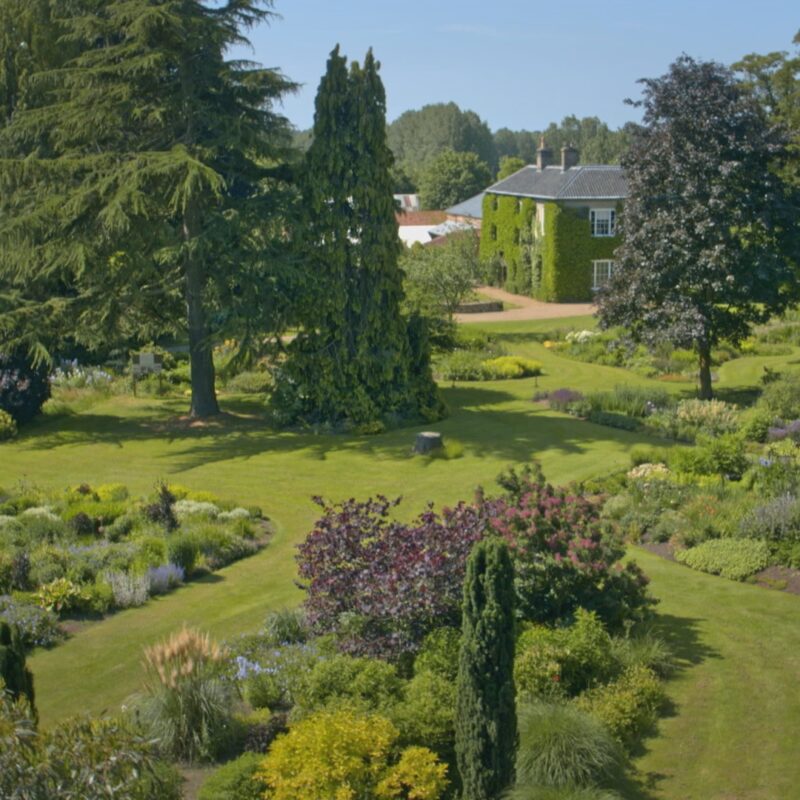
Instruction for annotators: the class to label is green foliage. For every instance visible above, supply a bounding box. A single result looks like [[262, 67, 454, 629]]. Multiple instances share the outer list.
[[515, 611, 617, 702], [388, 102, 497, 186], [574, 665, 666, 748], [199, 752, 267, 800], [0, 692, 182, 799], [675, 538, 771, 581], [414, 627, 461, 681], [0, 411, 16, 442], [515, 701, 621, 788], [0, 1, 295, 418], [609, 633, 676, 679], [0, 620, 35, 708], [167, 534, 200, 575], [671, 434, 749, 480], [391, 669, 456, 758], [35, 578, 87, 615], [586, 385, 671, 418], [497, 156, 526, 180], [277, 48, 443, 428], [479, 194, 536, 294], [403, 230, 482, 320], [758, 372, 800, 419], [418, 149, 492, 210], [456, 539, 517, 800], [296, 654, 404, 715], [224, 370, 273, 395]]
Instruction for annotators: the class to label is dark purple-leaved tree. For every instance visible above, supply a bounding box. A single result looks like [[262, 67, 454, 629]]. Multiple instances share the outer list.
[[598, 56, 800, 399]]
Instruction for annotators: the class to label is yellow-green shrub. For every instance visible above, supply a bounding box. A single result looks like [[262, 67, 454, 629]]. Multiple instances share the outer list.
[[482, 356, 543, 379], [376, 746, 449, 800], [257, 709, 447, 800], [257, 709, 396, 800]]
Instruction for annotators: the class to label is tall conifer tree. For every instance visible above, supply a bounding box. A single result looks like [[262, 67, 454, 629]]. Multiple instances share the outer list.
[[455, 538, 517, 800], [277, 46, 442, 427], [0, 1, 295, 417]]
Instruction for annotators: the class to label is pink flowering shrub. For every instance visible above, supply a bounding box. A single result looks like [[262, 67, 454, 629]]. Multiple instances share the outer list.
[[488, 466, 654, 630]]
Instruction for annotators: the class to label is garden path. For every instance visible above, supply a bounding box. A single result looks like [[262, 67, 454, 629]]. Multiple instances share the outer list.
[[456, 285, 595, 324]]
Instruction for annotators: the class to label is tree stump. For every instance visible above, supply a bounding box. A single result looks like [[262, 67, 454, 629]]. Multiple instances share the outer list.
[[414, 431, 444, 454]]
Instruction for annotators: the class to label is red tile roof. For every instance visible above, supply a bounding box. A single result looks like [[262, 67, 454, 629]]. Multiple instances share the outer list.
[[395, 210, 447, 226]]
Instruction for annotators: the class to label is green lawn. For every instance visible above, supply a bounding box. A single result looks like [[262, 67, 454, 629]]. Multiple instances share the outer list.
[[4, 316, 800, 799], [628, 549, 800, 800]]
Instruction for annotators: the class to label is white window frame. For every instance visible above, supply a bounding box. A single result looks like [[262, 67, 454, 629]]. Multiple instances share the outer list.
[[590, 208, 616, 237], [592, 260, 614, 290]]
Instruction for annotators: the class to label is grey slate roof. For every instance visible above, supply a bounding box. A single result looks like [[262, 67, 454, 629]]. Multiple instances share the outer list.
[[445, 191, 485, 219], [487, 165, 627, 201]]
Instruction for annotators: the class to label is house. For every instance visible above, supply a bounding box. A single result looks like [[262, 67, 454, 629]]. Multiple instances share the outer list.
[[394, 193, 421, 213], [445, 191, 485, 230], [479, 140, 627, 301], [396, 210, 448, 246]]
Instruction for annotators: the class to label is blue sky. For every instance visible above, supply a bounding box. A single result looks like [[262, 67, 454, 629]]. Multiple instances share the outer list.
[[241, 1, 798, 132]]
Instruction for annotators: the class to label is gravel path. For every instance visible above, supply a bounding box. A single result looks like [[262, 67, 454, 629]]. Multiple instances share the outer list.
[[456, 285, 596, 324]]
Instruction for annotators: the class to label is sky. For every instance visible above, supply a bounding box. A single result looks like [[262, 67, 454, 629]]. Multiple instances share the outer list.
[[240, 0, 798, 133]]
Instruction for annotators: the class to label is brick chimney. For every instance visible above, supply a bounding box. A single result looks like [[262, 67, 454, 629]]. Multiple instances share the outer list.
[[561, 144, 579, 171], [536, 136, 552, 170]]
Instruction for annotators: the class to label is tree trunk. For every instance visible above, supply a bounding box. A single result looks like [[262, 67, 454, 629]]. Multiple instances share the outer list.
[[698, 341, 713, 400], [184, 207, 219, 419]]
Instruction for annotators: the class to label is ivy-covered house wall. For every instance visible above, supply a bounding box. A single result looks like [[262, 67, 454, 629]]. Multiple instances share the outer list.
[[479, 194, 535, 295], [537, 202, 621, 302]]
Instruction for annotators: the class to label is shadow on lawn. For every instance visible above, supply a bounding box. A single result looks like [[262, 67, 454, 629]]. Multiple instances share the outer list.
[[16, 385, 663, 476], [612, 612, 720, 799]]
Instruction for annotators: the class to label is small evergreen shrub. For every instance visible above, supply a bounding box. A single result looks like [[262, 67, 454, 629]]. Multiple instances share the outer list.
[[675, 539, 770, 581], [224, 370, 273, 394]]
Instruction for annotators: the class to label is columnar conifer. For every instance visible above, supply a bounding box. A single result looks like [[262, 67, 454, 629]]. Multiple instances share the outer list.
[[455, 538, 517, 800], [278, 46, 442, 427]]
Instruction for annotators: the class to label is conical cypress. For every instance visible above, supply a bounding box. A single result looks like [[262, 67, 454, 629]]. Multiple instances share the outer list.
[[455, 538, 517, 800]]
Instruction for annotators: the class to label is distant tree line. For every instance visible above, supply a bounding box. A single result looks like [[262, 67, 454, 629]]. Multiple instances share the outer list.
[[294, 103, 632, 207]]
